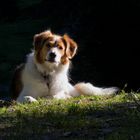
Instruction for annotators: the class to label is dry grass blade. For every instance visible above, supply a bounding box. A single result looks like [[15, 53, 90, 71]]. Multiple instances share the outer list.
[[128, 92, 140, 111]]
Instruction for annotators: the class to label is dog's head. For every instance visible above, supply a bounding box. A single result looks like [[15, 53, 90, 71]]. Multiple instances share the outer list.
[[33, 30, 78, 66]]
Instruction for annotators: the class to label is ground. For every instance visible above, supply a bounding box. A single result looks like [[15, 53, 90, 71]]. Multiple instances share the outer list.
[[0, 91, 140, 140]]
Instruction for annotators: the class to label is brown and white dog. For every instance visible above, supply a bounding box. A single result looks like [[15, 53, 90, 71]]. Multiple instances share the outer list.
[[11, 30, 118, 102]]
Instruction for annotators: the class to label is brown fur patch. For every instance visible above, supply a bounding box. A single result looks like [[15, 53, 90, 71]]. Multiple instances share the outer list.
[[33, 31, 53, 63], [61, 55, 69, 64], [33, 30, 52, 50], [11, 64, 25, 100], [35, 45, 48, 64], [63, 34, 78, 59], [61, 35, 78, 64]]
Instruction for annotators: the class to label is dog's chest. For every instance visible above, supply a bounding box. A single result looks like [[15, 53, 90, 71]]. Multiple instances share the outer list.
[[40, 74, 60, 95], [42, 73, 68, 95], [23, 64, 69, 97]]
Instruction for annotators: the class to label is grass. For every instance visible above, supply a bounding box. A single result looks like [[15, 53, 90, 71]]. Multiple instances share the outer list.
[[0, 91, 140, 140]]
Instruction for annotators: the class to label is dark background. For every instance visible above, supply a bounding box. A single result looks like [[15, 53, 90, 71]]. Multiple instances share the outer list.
[[0, 0, 140, 98]]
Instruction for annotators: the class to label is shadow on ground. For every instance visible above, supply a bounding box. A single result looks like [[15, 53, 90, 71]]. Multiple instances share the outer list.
[[0, 100, 140, 140]]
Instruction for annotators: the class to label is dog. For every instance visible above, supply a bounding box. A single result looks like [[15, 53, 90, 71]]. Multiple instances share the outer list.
[[11, 30, 118, 103]]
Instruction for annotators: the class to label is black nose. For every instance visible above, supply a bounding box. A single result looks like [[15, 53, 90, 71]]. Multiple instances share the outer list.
[[49, 52, 56, 60]]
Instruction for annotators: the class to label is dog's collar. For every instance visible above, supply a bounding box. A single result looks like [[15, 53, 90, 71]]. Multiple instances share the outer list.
[[33, 63, 51, 88], [42, 73, 50, 87]]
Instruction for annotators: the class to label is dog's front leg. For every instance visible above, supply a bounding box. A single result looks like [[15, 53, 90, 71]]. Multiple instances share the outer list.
[[17, 95, 37, 103], [24, 96, 38, 103]]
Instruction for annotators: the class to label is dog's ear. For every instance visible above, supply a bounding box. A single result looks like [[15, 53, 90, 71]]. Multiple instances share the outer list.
[[33, 30, 52, 50], [63, 34, 78, 59]]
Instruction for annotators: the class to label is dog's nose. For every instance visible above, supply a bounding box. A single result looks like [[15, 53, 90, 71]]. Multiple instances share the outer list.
[[49, 52, 56, 59]]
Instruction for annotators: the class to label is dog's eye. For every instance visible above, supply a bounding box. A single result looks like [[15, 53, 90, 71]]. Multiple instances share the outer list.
[[58, 46, 63, 50], [47, 44, 51, 48]]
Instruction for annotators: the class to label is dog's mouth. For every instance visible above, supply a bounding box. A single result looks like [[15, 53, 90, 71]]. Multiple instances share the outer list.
[[45, 59, 58, 64]]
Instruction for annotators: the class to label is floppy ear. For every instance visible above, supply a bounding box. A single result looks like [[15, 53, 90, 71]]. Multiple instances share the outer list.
[[33, 30, 52, 50], [63, 34, 78, 59]]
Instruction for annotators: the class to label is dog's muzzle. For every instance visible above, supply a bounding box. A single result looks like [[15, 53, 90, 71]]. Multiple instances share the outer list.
[[47, 52, 56, 62]]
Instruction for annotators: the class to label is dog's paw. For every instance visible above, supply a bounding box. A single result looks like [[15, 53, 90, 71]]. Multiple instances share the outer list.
[[24, 96, 37, 103]]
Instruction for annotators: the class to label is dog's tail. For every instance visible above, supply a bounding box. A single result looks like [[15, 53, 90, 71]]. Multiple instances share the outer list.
[[74, 82, 119, 96]]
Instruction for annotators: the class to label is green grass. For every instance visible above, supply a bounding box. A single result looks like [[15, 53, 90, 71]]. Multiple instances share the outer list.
[[0, 92, 140, 140]]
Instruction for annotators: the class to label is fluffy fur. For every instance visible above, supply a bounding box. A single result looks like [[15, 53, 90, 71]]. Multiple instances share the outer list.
[[11, 30, 118, 103]]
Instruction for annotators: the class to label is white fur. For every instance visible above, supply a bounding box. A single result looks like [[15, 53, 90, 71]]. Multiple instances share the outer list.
[[17, 52, 118, 103]]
